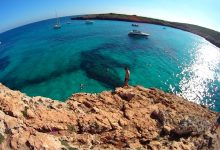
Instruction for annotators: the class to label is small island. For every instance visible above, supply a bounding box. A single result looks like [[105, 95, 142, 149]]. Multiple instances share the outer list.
[[71, 13, 220, 48]]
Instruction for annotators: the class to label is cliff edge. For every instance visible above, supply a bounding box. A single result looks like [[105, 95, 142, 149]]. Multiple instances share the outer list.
[[0, 83, 219, 150]]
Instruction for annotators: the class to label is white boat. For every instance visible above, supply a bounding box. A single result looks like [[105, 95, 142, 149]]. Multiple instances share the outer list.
[[128, 30, 150, 36], [54, 24, 61, 29], [85, 20, 94, 24], [53, 12, 61, 29], [132, 24, 139, 27]]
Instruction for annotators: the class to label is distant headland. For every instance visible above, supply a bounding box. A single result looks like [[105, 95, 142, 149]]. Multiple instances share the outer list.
[[71, 13, 220, 48]]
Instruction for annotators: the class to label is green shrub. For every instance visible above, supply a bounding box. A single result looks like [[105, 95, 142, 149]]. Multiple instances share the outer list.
[[60, 140, 78, 150], [61, 140, 69, 147], [67, 124, 76, 133], [21, 106, 29, 118], [69, 147, 78, 150], [0, 133, 5, 144]]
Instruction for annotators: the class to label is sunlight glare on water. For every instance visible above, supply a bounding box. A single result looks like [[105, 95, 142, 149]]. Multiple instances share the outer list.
[[179, 39, 220, 109]]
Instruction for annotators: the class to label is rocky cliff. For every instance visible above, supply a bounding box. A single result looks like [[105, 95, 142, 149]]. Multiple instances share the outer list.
[[0, 83, 219, 150]]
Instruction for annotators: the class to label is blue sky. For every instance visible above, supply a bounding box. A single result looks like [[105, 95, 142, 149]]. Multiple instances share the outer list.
[[1, 0, 220, 33]]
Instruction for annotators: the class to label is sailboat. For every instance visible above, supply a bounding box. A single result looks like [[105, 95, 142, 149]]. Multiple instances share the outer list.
[[54, 12, 61, 29]]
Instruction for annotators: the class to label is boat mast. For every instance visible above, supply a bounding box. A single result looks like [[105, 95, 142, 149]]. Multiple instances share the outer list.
[[55, 11, 59, 25]]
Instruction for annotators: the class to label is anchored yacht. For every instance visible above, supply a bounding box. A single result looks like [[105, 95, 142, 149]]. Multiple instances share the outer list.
[[132, 24, 139, 27], [128, 30, 149, 37], [85, 20, 94, 24]]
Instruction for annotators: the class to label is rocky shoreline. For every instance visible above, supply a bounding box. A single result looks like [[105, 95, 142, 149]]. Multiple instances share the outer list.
[[71, 13, 220, 48], [0, 83, 219, 149]]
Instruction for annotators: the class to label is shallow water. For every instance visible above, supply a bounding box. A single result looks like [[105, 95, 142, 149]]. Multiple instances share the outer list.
[[0, 18, 220, 111]]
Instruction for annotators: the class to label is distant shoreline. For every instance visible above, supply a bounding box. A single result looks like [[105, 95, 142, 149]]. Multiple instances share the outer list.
[[71, 13, 220, 48]]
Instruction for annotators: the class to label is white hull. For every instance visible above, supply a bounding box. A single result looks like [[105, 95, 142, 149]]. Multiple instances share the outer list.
[[85, 20, 94, 24], [54, 24, 61, 29], [128, 32, 149, 36]]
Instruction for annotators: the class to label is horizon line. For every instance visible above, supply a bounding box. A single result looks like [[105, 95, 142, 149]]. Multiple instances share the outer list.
[[1, 13, 220, 34]]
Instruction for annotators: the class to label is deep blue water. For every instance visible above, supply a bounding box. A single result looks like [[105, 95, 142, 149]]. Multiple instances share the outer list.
[[0, 18, 220, 111]]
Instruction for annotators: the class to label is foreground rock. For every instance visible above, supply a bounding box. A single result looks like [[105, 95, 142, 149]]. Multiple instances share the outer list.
[[0, 83, 219, 149]]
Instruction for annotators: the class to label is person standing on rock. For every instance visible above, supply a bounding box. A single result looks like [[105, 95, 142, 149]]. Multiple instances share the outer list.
[[123, 67, 130, 87], [211, 113, 220, 133], [80, 84, 84, 90]]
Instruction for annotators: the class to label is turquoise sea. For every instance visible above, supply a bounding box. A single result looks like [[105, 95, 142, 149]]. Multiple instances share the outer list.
[[0, 18, 220, 111]]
